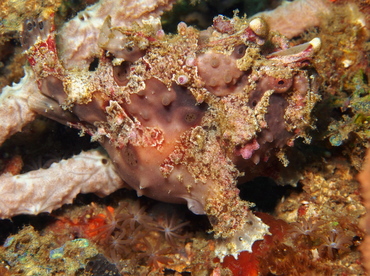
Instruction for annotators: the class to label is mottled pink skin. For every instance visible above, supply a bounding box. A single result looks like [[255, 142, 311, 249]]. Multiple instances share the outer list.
[[100, 77, 207, 212], [28, 20, 309, 188], [237, 139, 260, 160], [196, 45, 248, 96], [21, 10, 319, 257]]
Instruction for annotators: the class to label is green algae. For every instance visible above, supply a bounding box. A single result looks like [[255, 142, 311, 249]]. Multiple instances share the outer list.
[[0, 226, 99, 275], [327, 70, 370, 147]]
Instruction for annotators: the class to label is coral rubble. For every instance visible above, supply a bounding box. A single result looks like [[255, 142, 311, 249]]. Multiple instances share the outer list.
[[0, 226, 100, 275]]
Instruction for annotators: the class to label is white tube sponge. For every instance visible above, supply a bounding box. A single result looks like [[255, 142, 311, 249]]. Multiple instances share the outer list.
[[255, 0, 332, 39], [0, 149, 125, 218], [0, 67, 38, 145], [58, 0, 176, 69]]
